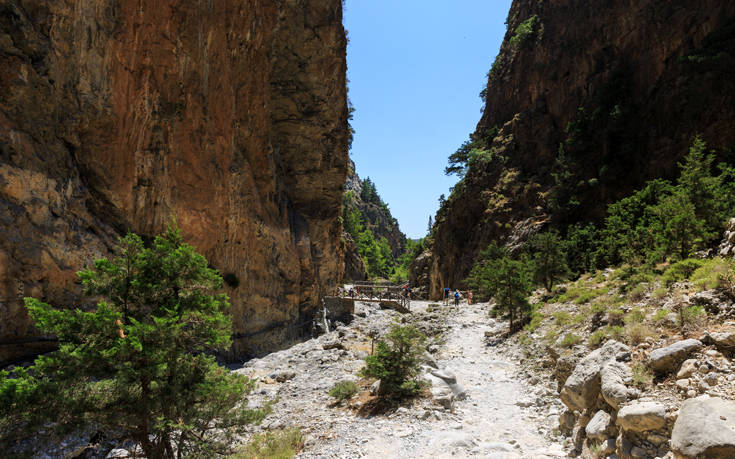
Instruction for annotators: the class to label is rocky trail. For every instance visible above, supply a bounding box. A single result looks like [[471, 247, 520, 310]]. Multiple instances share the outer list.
[[237, 300, 568, 458]]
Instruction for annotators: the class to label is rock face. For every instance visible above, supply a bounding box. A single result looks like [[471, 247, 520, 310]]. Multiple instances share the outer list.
[[671, 395, 735, 458], [0, 0, 349, 364], [426, 0, 735, 296], [617, 401, 667, 433]]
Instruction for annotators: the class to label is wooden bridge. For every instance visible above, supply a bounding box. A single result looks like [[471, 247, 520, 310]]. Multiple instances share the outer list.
[[332, 281, 411, 313]]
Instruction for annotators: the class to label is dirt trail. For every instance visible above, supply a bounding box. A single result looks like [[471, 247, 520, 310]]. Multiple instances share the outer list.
[[239, 300, 567, 458]]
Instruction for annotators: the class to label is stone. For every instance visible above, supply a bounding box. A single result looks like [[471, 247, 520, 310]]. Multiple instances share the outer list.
[[677, 359, 698, 379], [370, 380, 381, 395], [617, 401, 667, 432], [675, 379, 690, 390], [601, 361, 638, 409], [275, 371, 296, 382], [710, 330, 735, 353], [704, 372, 719, 386], [586, 410, 616, 442], [600, 438, 616, 455], [671, 395, 735, 458], [561, 340, 631, 411], [649, 339, 703, 375], [559, 409, 576, 435]]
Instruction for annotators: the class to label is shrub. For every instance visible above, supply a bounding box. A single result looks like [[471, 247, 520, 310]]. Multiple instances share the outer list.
[[553, 311, 572, 326], [624, 308, 646, 325], [652, 287, 668, 300], [236, 429, 304, 459], [691, 258, 731, 290], [662, 258, 705, 286], [626, 323, 655, 345], [360, 325, 427, 399], [329, 380, 359, 402], [588, 329, 608, 348], [627, 284, 648, 302], [608, 325, 625, 341], [560, 333, 582, 348], [607, 308, 625, 326], [651, 308, 671, 324], [675, 304, 707, 337], [631, 362, 653, 388], [510, 15, 540, 47], [525, 310, 544, 332]]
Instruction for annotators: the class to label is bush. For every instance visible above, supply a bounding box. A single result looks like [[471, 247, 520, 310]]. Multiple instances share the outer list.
[[626, 323, 655, 345], [588, 329, 608, 348], [624, 308, 646, 325], [510, 15, 540, 47], [525, 310, 544, 332], [675, 304, 706, 337], [553, 311, 572, 326], [1, 226, 265, 457], [360, 325, 427, 399], [631, 362, 653, 388], [651, 308, 671, 324], [236, 429, 304, 459], [329, 380, 359, 402], [691, 258, 731, 290], [662, 259, 705, 286], [560, 333, 582, 348]]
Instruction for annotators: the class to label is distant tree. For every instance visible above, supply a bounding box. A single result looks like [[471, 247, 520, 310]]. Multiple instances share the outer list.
[[654, 191, 710, 260], [676, 136, 721, 242], [0, 226, 267, 458], [549, 146, 580, 225], [427, 216, 433, 235], [565, 223, 598, 275], [360, 177, 381, 206], [529, 230, 569, 291], [467, 244, 532, 331]]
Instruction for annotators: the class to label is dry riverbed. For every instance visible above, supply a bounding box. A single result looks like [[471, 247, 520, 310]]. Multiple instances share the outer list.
[[237, 300, 568, 458]]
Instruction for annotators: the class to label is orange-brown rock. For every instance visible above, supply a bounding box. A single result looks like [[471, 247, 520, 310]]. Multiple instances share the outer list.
[[0, 0, 348, 364], [425, 0, 735, 298]]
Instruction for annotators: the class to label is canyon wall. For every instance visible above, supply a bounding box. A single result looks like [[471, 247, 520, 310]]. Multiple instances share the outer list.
[[0, 0, 348, 364], [424, 0, 735, 297]]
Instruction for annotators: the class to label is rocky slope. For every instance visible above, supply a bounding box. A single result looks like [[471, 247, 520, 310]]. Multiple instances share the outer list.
[[0, 0, 348, 364], [342, 159, 406, 281], [424, 0, 735, 297]]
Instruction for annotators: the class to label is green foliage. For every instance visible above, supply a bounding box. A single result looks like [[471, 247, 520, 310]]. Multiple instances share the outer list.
[[510, 15, 540, 47], [588, 329, 608, 348], [560, 333, 582, 348], [675, 304, 706, 337], [360, 325, 427, 399], [470, 252, 533, 330], [565, 223, 599, 275], [626, 323, 655, 345], [392, 238, 425, 283], [552, 311, 572, 326], [1, 226, 266, 458], [550, 146, 581, 224], [662, 259, 706, 286], [528, 230, 569, 291], [234, 429, 304, 459], [691, 257, 732, 290], [525, 309, 544, 332], [328, 380, 359, 402], [631, 362, 653, 388]]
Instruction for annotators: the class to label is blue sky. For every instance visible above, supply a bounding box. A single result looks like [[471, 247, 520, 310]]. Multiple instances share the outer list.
[[344, 0, 513, 239]]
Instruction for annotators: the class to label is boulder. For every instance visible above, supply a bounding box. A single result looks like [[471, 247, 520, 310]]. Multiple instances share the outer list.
[[617, 401, 667, 432], [561, 340, 631, 411], [671, 395, 735, 459], [676, 359, 698, 379], [430, 369, 467, 399], [649, 339, 702, 375], [586, 410, 615, 442], [559, 409, 576, 435], [710, 330, 735, 353], [600, 361, 638, 409]]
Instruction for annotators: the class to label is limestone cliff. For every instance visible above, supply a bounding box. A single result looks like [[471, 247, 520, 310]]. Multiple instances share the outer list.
[[425, 0, 735, 298], [0, 0, 348, 364]]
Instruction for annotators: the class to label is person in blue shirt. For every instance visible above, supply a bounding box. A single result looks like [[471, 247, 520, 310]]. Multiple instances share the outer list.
[[443, 287, 450, 305], [454, 289, 460, 306]]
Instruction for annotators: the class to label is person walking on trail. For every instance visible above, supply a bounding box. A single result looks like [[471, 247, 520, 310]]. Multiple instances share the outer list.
[[443, 287, 450, 305], [454, 289, 460, 307], [468, 290, 473, 305]]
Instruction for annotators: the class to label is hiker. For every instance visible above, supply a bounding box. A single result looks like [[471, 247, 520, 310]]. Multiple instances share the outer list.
[[454, 289, 460, 306], [468, 290, 473, 305], [443, 286, 450, 305]]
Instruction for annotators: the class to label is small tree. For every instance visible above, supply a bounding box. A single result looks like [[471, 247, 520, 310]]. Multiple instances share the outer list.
[[489, 257, 534, 331], [360, 325, 426, 399], [0, 225, 267, 458], [528, 230, 569, 291]]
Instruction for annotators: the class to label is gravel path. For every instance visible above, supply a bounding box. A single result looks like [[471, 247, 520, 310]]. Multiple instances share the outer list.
[[237, 300, 568, 458]]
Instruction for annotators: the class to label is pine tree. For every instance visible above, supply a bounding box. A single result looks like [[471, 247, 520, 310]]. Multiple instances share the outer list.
[[529, 231, 569, 291], [0, 225, 267, 458]]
